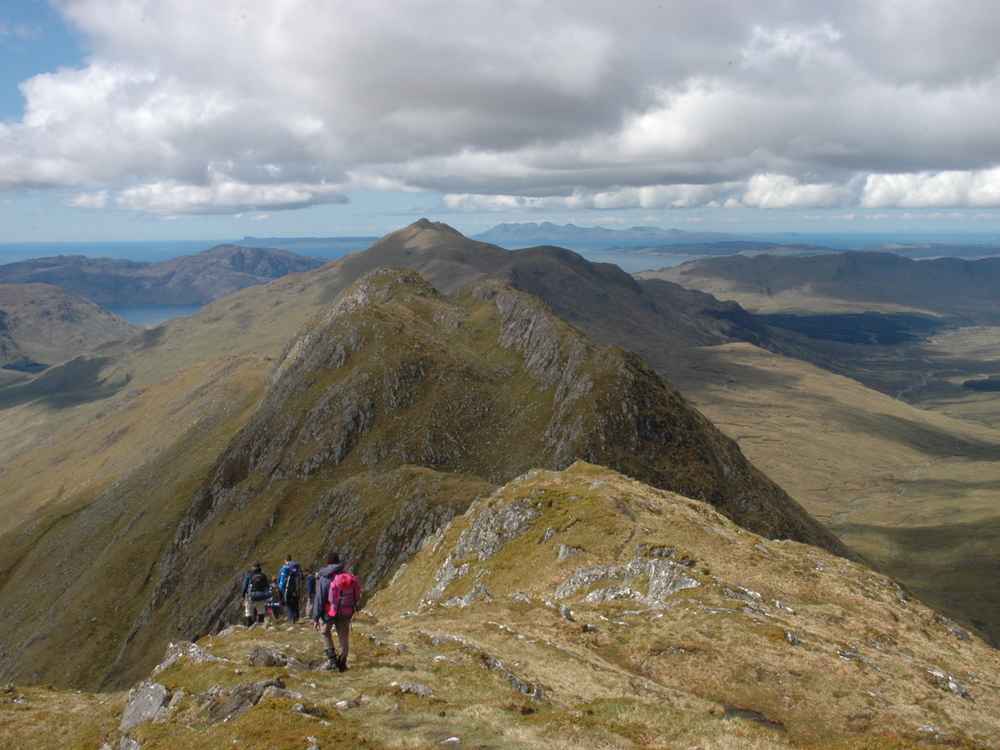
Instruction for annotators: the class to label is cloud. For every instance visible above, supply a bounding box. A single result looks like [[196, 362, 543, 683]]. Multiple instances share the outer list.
[[860, 169, 1000, 208], [741, 174, 854, 208], [3, 1, 1000, 213]]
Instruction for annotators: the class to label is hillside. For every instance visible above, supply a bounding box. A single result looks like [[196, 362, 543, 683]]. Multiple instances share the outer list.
[[1, 221, 998, 645], [643, 252, 1000, 322], [0, 267, 841, 692], [0, 283, 140, 371], [3, 464, 998, 749], [0, 244, 327, 305], [0, 220, 767, 462]]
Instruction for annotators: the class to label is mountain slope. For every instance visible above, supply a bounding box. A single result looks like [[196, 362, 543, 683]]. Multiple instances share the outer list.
[[645, 252, 1000, 322], [0, 283, 140, 370], [0, 267, 844, 692], [0, 244, 328, 305], [5, 464, 999, 749]]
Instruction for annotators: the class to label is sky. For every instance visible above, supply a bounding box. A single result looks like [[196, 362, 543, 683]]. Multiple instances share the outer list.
[[4, 0, 1000, 244]]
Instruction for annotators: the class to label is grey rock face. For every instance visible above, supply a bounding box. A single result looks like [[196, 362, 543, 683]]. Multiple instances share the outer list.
[[207, 677, 285, 725], [557, 544, 582, 562], [455, 498, 542, 562], [556, 558, 700, 603], [119, 680, 171, 732], [647, 560, 700, 600], [584, 585, 642, 603]]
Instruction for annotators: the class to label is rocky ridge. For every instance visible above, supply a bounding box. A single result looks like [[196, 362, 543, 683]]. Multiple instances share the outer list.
[[1, 463, 996, 749], [0, 266, 842, 693]]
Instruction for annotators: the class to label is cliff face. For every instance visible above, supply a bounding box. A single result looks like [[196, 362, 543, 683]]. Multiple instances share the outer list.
[[0, 267, 842, 691]]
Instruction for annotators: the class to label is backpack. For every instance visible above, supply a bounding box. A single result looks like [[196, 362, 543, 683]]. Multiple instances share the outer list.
[[286, 562, 301, 589], [248, 570, 271, 601], [326, 572, 360, 619]]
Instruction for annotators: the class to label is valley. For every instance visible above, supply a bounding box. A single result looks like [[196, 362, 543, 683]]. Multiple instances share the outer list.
[[645, 254, 1000, 640]]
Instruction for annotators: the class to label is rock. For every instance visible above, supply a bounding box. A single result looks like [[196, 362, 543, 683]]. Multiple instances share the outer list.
[[444, 583, 491, 608], [554, 565, 621, 600], [927, 668, 974, 701], [119, 681, 171, 732], [646, 561, 700, 600], [558, 605, 575, 621], [454, 498, 542, 562], [390, 681, 436, 698], [151, 641, 229, 676], [207, 677, 285, 725], [248, 645, 289, 667], [556, 544, 582, 562], [786, 632, 806, 646], [335, 700, 351, 710], [584, 585, 641, 603], [510, 591, 533, 603], [260, 685, 305, 702], [120, 738, 141, 750], [427, 553, 471, 600]]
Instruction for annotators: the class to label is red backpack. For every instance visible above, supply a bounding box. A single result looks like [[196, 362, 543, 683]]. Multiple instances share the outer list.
[[326, 572, 361, 619]]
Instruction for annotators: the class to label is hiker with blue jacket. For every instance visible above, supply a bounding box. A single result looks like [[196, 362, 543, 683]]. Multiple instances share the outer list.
[[312, 552, 361, 672], [240, 562, 270, 627], [277, 554, 303, 623]]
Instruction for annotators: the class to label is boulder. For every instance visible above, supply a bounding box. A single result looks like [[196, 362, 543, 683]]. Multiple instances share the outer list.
[[119, 681, 171, 732]]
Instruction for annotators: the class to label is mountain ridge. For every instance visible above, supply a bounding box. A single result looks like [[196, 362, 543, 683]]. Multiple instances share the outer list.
[[0, 244, 328, 305]]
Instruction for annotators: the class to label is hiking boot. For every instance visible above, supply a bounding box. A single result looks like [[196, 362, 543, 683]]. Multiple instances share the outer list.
[[336, 655, 347, 672], [322, 648, 338, 671]]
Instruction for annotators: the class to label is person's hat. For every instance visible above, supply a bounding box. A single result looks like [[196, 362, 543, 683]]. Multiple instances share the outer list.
[[252, 562, 261, 571]]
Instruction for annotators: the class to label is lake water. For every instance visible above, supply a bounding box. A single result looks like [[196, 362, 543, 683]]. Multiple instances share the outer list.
[[106, 304, 202, 326]]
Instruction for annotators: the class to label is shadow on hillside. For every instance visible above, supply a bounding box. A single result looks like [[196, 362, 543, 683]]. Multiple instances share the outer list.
[[0, 356, 125, 409], [851, 515, 1000, 642], [831, 407, 1000, 457]]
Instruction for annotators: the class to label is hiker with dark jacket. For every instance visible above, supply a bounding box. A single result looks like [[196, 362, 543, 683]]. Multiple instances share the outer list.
[[278, 554, 303, 623], [240, 562, 270, 627], [312, 552, 362, 671], [304, 568, 316, 605]]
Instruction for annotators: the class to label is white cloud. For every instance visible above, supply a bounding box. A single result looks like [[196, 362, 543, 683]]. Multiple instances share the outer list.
[[742, 174, 854, 208], [860, 169, 1000, 208], [3, 1, 1000, 213]]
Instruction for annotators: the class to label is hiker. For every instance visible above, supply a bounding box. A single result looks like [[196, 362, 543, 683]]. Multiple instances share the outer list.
[[278, 554, 303, 623], [267, 576, 283, 619], [305, 568, 316, 606], [312, 552, 362, 672], [239, 562, 271, 627]]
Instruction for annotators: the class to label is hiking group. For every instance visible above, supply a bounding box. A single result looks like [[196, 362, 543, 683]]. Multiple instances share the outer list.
[[239, 551, 362, 672]]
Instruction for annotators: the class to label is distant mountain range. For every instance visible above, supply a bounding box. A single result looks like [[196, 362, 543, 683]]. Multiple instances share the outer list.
[[472, 222, 740, 249], [0, 244, 328, 305], [647, 251, 1000, 324], [473, 221, 1000, 260]]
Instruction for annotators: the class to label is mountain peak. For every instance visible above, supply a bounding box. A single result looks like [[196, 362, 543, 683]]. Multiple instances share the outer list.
[[409, 218, 463, 236]]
